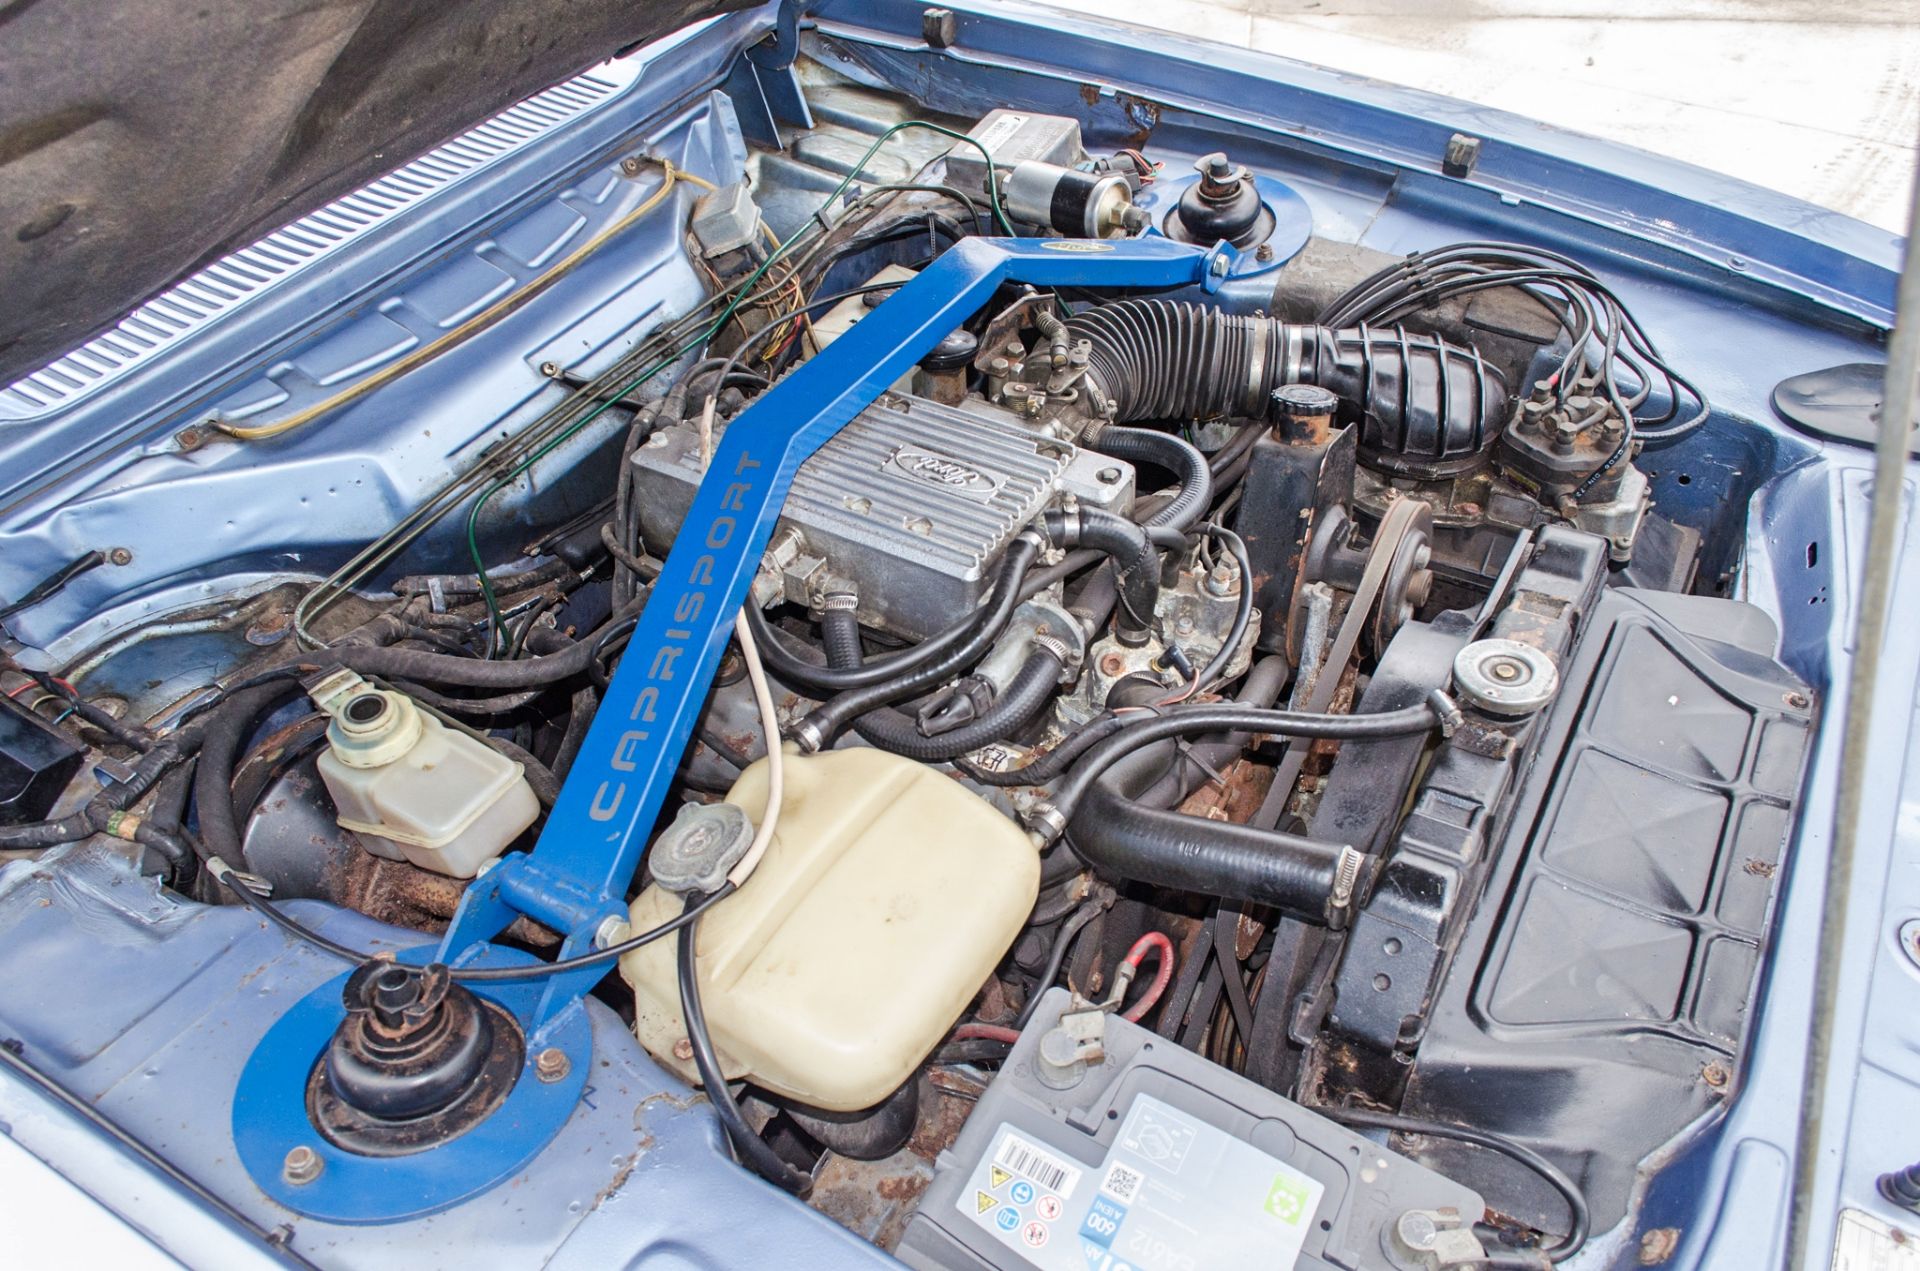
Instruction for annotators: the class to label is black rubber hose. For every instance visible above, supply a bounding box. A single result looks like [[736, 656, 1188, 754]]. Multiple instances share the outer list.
[[0, 809, 91, 849], [1069, 745, 1347, 922], [1041, 507, 1159, 645], [952, 709, 1137, 788], [483, 737, 559, 807], [819, 606, 865, 668], [780, 1080, 919, 1162], [1089, 426, 1212, 530], [192, 681, 303, 870], [748, 535, 1043, 695], [795, 535, 1044, 748], [312, 598, 644, 689], [550, 686, 598, 783], [1047, 700, 1441, 820], [1067, 299, 1507, 475], [820, 607, 1065, 762], [848, 648, 1064, 763], [676, 899, 812, 1194], [0, 721, 206, 850]]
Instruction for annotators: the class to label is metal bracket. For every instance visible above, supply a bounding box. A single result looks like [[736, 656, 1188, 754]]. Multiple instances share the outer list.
[[235, 237, 1209, 1223], [728, 0, 814, 148], [746, 0, 807, 70], [435, 237, 1211, 1030]]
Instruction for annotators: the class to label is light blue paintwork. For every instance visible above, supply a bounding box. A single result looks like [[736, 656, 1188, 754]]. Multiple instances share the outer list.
[[0, 0, 1911, 1265]]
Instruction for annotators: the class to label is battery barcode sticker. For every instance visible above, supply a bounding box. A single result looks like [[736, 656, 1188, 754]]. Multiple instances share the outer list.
[[994, 1131, 1081, 1197], [1100, 1161, 1144, 1205]]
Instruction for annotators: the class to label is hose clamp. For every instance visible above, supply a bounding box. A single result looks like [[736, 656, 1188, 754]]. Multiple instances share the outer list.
[[789, 718, 825, 755], [1327, 845, 1364, 928], [1244, 317, 1270, 417], [1282, 324, 1305, 388], [1030, 633, 1078, 683], [820, 590, 859, 613], [1047, 505, 1081, 548], [1025, 801, 1068, 844]]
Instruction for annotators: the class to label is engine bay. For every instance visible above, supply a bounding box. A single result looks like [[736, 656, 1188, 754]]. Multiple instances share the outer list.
[[0, 33, 1837, 1270]]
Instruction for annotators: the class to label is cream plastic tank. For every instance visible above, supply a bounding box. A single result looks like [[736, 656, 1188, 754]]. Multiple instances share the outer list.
[[308, 669, 540, 879], [620, 748, 1039, 1112]]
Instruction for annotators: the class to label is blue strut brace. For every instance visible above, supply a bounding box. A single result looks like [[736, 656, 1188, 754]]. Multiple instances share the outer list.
[[436, 235, 1216, 1028]]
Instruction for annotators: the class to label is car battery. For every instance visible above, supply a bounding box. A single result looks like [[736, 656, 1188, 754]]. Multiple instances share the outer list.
[[897, 989, 1488, 1270]]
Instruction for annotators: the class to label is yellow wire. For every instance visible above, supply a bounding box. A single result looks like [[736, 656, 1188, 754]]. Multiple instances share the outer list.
[[217, 162, 694, 442]]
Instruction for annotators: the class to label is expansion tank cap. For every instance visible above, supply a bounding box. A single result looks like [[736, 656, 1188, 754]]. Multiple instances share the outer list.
[[649, 800, 755, 897]]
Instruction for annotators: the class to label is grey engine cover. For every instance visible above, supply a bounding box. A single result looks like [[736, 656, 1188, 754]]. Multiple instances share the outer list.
[[630, 394, 1134, 640]]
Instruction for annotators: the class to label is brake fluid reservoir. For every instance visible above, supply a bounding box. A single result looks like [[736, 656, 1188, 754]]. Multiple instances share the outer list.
[[307, 670, 539, 878], [621, 748, 1040, 1112]]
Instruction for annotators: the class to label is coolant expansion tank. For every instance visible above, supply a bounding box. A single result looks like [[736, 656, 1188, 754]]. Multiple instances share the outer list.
[[621, 748, 1039, 1112]]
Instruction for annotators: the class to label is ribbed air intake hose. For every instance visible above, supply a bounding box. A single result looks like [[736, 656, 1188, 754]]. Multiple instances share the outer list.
[[1067, 299, 1508, 476]]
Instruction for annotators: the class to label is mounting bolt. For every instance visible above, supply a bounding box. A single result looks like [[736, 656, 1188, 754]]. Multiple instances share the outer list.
[[1638, 1227, 1681, 1265], [672, 1037, 695, 1061], [282, 1145, 323, 1185], [1898, 919, 1920, 971], [1785, 690, 1810, 710], [921, 6, 957, 48], [620, 156, 643, 177], [1254, 243, 1274, 263], [535, 1047, 571, 1083], [107, 547, 133, 567], [1442, 132, 1482, 179], [174, 426, 206, 451], [539, 361, 561, 378], [596, 915, 632, 949], [1701, 1060, 1730, 1090]]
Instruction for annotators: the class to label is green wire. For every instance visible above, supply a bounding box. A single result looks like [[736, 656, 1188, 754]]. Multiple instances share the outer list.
[[465, 121, 1009, 652]]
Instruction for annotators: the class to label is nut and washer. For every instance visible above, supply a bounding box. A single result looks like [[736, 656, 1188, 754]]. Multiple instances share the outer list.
[[1898, 919, 1920, 972], [1452, 639, 1559, 717], [535, 1047, 572, 1083], [282, 1145, 324, 1185]]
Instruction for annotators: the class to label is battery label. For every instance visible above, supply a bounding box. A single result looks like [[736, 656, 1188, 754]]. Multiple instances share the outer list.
[[955, 1099, 1325, 1269]]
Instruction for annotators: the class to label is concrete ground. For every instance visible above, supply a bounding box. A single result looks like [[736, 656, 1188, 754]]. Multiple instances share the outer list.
[[1044, 0, 1920, 234]]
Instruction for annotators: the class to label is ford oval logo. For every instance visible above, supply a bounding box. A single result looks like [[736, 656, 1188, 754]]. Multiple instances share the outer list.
[[885, 446, 1004, 501]]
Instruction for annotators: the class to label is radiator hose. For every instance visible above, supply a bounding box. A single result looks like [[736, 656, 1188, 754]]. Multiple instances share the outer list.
[[1068, 298, 1508, 476]]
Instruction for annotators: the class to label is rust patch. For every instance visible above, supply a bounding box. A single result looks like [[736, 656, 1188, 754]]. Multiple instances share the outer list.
[[1114, 92, 1162, 148], [909, 1081, 978, 1162], [1742, 858, 1776, 878], [1177, 755, 1275, 827], [589, 1150, 638, 1213], [1079, 82, 1100, 107], [876, 1173, 928, 1202], [331, 853, 559, 948], [1638, 1226, 1682, 1265]]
